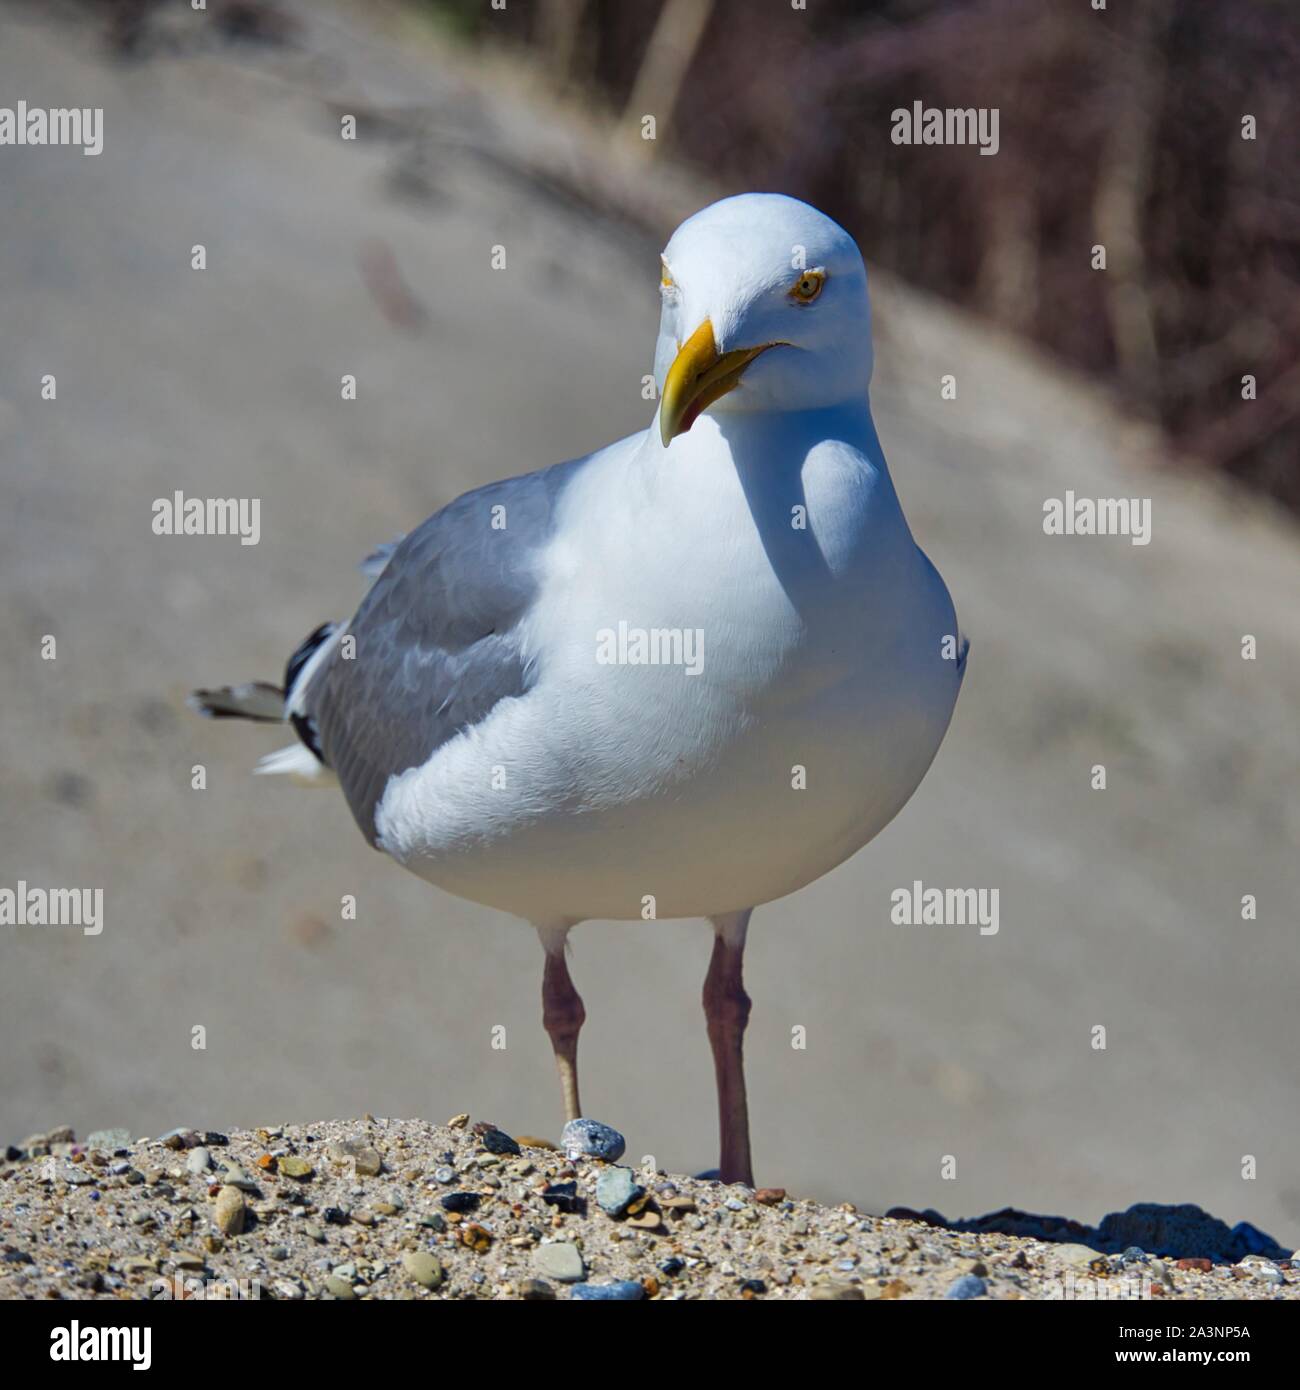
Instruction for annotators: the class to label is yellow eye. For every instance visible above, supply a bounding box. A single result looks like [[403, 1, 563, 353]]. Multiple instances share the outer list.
[[660, 260, 675, 290], [789, 269, 826, 303]]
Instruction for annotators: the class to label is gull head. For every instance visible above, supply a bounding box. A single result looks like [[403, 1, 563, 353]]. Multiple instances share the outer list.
[[655, 193, 873, 446]]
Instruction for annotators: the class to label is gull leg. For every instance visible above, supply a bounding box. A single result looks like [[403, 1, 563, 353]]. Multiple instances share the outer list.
[[703, 908, 754, 1186], [537, 924, 585, 1123]]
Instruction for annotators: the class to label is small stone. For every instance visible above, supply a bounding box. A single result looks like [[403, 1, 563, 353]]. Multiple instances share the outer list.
[[460, 1223, 492, 1252], [440, 1191, 481, 1214], [473, 1123, 522, 1156], [515, 1136, 558, 1151], [447, 1113, 470, 1130], [324, 1275, 357, 1300], [278, 1156, 314, 1180], [753, 1187, 786, 1206], [402, 1250, 445, 1290], [560, 1118, 625, 1163], [186, 1148, 212, 1175], [809, 1281, 864, 1301], [212, 1185, 247, 1235], [570, 1280, 645, 1300], [945, 1274, 987, 1299], [595, 1166, 643, 1218], [173, 1252, 206, 1271], [625, 1209, 662, 1231], [86, 1128, 132, 1151], [519, 1278, 555, 1300], [541, 1181, 582, 1214], [327, 1140, 383, 1177], [215, 1165, 259, 1193], [533, 1241, 586, 1283], [1176, 1257, 1213, 1273]]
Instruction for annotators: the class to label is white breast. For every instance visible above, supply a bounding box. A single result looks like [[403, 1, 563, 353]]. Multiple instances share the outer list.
[[375, 409, 962, 923]]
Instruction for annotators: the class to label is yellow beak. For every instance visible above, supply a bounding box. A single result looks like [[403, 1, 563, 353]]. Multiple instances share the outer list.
[[658, 318, 780, 447]]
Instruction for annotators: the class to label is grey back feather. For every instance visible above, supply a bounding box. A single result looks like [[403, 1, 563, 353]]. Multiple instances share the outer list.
[[305, 460, 578, 845]]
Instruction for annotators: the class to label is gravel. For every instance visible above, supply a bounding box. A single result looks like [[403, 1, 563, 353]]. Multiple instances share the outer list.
[[1, 1117, 1294, 1301]]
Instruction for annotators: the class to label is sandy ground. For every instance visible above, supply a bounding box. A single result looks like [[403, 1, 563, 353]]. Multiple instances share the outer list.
[[2, 0, 1299, 1264], [4, 1117, 1295, 1301]]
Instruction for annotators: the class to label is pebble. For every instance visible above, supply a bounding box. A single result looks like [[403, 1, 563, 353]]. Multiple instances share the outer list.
[[945, 1274, 987, 1299], [212, 1185, 247, 1235], [278, 1157, 314, 1180], [186, 1148, 212, 1175], [570, 1280, 645, 1300], [86, 1128, 132, 1151], [327, 1140, 383, 1177], [541, 1181, 582, 1214], [560, 1118, 625, 1163], [440, 1192, 481, 1214], [216, 1165, 259, 1193], [519, 1278, 555, 1300], [809, 1281, 864, 1300], [533, 1241, 586, 1283], [402, 1250, 444, 1290], [474, 1123, 521, 1157], [324, 1275, 357, 1300], [595, 1166, 643, 1218]]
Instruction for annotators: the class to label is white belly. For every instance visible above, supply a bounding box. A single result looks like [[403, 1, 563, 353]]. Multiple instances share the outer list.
[[374, 414, 963, 923]]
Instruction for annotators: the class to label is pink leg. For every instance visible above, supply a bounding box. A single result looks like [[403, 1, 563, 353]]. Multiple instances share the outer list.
[[703, 909, 754, 1186], [538, 926, 585, 1122]]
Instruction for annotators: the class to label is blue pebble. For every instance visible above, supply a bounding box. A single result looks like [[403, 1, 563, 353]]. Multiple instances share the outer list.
[[560, 1118, 626, 1163], [945, 1274, 987, 1300], [570, 1280, 645, 1301]]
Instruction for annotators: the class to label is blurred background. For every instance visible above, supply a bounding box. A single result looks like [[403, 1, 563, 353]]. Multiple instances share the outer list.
[[2, 0, 1298, 1240]]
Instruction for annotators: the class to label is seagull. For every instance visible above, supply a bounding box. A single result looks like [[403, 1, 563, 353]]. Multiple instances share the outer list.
[[192, 193, 967, 1186]]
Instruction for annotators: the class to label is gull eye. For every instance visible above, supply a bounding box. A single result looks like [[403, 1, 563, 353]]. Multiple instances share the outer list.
[[789, 269, 826, 303], [660, 259, 675, 291]]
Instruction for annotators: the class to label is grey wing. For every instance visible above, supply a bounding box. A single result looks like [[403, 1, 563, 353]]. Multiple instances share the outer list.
[[304, 459, 577, 845]]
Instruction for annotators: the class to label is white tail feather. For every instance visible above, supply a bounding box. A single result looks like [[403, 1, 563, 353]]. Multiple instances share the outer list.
[[255, 744, 337, 786]]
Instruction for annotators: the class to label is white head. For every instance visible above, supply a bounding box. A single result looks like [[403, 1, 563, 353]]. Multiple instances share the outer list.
[[654, 193, 873, 444]]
